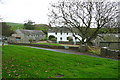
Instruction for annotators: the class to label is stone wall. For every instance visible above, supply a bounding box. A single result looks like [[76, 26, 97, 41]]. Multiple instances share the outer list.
[[100, 42, 120, 49], [8, 42, 78, 50], [101, 47, 120, 59]]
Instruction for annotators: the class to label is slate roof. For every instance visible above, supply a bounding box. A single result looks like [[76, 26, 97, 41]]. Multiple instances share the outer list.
[[18, 30, 45, 35], [48, 27, 79, 33]]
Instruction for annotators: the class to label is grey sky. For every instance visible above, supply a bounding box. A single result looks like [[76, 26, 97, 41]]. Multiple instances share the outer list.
[[0, 0, 117, 24], [0, 0, 58, 24]]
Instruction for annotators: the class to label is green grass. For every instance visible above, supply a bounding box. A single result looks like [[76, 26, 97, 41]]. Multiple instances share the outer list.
[[6, 22, 49, 32], [6, 22, 24, 31], [2, 45, 119, 78], [0, 46, 2, 79], [88, 46, 101, 55], [33, 43, 62, 46]]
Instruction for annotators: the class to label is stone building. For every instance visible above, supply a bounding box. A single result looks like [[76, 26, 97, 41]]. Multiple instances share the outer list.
[[8, 30, 46, 43], [92, 33, 120, 47]]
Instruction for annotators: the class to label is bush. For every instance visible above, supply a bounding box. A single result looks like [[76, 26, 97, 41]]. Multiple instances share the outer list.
[[29, 39, 33, 43], [51, 38, 57, 41], [59, 41, 69, 44]]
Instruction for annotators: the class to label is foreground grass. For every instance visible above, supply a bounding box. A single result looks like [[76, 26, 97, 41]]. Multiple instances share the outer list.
[[0, 46, 2, 79], [33, 43, 62, 46], [2, 45, 119, 78]]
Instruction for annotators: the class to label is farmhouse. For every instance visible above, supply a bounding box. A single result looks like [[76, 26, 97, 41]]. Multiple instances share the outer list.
[[8, 30, 46, 43], [48, 27, 82, 44], [48, 27, 120, 46]]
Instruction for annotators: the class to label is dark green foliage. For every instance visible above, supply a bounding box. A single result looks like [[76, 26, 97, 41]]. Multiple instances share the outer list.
[[24, 20, 35, 30], [2, 22, 14, 37], [49, 35, 57, 41], [29, 38, 33, 43], [34, 24, 50, 34]]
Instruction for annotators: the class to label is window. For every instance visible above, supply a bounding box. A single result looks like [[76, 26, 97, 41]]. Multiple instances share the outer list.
[[55, 32, 57, 35], [60, 37, 62, 40], [67, 37, 69, 40], [61, 30, 62, 35], [67, 33, 68, 35], [16, 37, 21, 40]]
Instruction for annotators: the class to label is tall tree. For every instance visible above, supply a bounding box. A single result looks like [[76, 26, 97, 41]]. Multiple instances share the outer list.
[[2, 22, 14, 45], [48, 0, 119, 45], [24, 20, 35, 30]]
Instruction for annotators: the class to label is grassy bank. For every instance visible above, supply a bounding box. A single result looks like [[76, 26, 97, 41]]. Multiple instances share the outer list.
[[2, 45, 119, 78], [33, 43, 62, 46]]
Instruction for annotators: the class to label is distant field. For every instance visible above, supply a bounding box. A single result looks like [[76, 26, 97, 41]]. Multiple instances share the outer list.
[[6, 22, 24, 31], [6, 22, 49, 32]]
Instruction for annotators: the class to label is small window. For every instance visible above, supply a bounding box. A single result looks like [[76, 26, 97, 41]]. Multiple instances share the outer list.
[[67, 33, 68, 35], [60, 37, 62, 40], [61, 30, 62, 35], [55, 32, 57, 35], [16, 37, 21, 40], [67, 37, 69, 40]]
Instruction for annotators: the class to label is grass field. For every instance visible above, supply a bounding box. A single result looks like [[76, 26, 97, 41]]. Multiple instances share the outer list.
[[6, 22, 24, 31], [33, 43, 62, 46], [6, 22, 49, 32], [0, 46, 2, 79], [2, 45, 119, 78]]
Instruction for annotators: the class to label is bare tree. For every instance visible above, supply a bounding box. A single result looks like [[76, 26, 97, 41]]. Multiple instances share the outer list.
[[48, 0, 119, 45]]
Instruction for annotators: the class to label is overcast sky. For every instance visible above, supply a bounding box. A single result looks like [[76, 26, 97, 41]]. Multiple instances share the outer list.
[[0, 0, 118, 24], [0, 0, 58, 24]]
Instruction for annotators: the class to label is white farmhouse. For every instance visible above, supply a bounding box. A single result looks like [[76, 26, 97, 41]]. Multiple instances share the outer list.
[[48, 27, 82, 44]]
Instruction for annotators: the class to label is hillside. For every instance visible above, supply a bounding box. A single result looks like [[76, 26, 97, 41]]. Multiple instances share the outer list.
[[6, 22, 49, 33], [6, 22, 24, 31]]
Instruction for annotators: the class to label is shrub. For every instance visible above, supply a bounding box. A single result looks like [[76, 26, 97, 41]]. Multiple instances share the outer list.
[[29, 38, 33, 43], [51, 38, 57, 41]]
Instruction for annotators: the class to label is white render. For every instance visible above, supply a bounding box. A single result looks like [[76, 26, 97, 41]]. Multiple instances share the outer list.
[[48, 32, 82, 44]]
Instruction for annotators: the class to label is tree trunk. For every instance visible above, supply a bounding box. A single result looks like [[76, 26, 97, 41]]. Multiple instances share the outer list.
[[79, 42, 88, 52], [2, 39, 4, 46]]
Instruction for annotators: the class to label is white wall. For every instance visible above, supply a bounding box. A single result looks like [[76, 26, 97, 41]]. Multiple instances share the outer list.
[[48, 32, 82, 44]]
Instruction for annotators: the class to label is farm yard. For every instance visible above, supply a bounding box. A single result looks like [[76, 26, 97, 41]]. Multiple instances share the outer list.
[[2, 45, 119, 78]]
